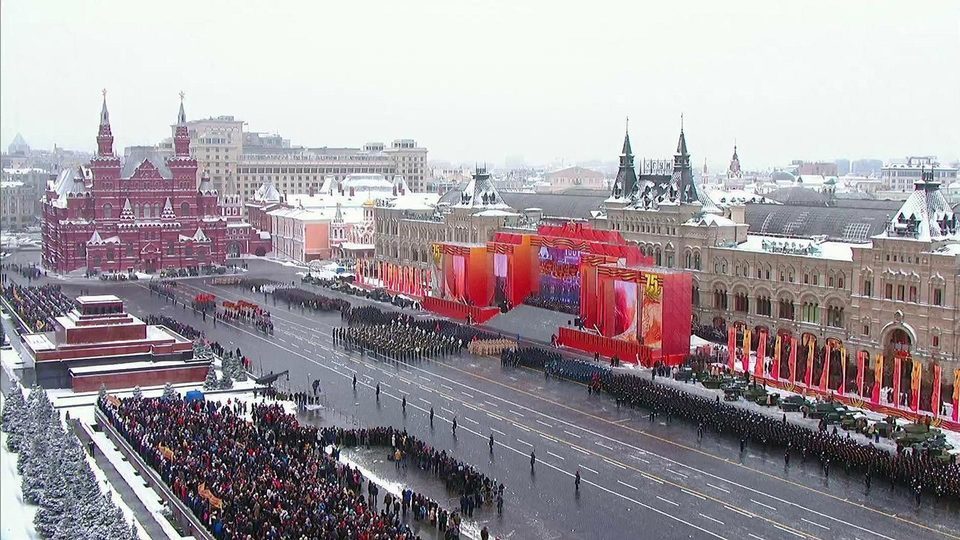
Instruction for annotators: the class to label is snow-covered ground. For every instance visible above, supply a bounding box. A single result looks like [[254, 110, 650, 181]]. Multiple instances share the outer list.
[[0, 427, 39, 540], [86, 427, 181, 539]]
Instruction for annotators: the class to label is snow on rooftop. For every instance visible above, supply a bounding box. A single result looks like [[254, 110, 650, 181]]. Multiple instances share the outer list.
[[473, 209, 519, 217], [77, 294, 121, 303], [69, 359, 191, 375], [729, 234, 863, 261]]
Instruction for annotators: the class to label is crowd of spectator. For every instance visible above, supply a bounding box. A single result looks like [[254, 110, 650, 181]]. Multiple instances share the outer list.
[[100, 395, 497, 539], [0, 283, 74, 332], [145, 314, 203, 341], [522, 293, 579, 316]]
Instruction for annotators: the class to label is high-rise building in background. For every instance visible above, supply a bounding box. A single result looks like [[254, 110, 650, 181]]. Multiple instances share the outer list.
[[160, 122, 430, 198], [880, 156, 957, 193], [159, 115, 244, 195]]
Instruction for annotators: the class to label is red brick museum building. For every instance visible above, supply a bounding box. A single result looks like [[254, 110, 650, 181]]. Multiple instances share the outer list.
[[41, 95, 270, 273]]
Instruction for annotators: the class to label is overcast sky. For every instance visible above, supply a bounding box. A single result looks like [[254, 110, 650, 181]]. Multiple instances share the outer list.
[[2, 0, 958, 169]]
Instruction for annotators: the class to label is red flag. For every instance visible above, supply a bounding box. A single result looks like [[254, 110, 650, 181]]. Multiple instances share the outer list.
[[742, 328, 751, 374], [820, 343, 831, 392], [727, 326, 736, 372], [754, 332, 766, 378], [856, 350, 866, 397], [952, 368, 960, 422], [788, 337, 797, 384], [872, 354, 883, 404], [772, 335, 782, 381], [892, 356, 902, 408], [930, 364, 942, 418], [910, 359, 922, 412], [838, 347, 847, 394]]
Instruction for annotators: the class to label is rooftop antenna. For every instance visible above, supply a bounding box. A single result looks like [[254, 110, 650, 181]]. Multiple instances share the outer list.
[[680, 113, 684, 132]]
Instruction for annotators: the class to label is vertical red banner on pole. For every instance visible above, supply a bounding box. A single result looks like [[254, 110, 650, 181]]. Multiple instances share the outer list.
[[727, 326, 736, 372], [872, 354, 884, 404], [838, 347, 847, 394], [930, 364, 942, 417], [892, 357, 902, 408], [820, 343, 831, 392], [952, 369, 960, 422], [804, 339, 814, 389], [742, 328, 751, 374], [788, 337, 797, 385], [754, 332, 766, 378], [772, 335, 782, 381], [856, 350, 865, 397], [910, 359, 922, 412]]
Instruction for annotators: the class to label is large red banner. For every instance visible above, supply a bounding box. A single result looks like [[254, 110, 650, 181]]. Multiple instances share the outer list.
[[910, 359, 922, 412], [788, 337, 797, 384], [804, 339, 814, 389], [754, 332, 766, 378], [892, 357, 902, 408], [820, 344, 831, 392], [613, 280, 638, 341], [856, 350, 866, 397], [772, 335, 781, 380], [639, 273, 663, 348], [727, 326, 736, 372], [872, 354, 884, 404], [741, 328, 751, 374]]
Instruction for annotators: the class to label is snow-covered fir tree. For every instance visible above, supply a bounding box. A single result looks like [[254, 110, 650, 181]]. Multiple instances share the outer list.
[[203, 365, 219, 390], [132, 385, 143, 400], [219, 369, 234, 390], [98, 383, 107, 403], [2, 384, 28, 451], [162, 382, 177, 401]]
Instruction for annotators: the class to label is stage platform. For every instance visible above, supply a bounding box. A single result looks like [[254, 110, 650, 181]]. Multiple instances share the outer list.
[[484, 304, 574, 344]]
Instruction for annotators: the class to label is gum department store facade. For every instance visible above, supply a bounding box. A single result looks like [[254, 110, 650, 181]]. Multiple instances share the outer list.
[[374, 127, 960, 372]]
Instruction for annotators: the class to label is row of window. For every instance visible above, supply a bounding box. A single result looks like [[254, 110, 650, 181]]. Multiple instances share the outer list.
[[862, 281, 944, 305], [705, 289, 845, 327], [87, 244, 207, 260]]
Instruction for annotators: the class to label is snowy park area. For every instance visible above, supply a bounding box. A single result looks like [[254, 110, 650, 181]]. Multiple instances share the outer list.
[[1, 390, 145, 540]]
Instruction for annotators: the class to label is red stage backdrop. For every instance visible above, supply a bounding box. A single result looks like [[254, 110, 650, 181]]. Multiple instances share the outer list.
[[614, 280, 638, 340], [640, 273, 663, 349]]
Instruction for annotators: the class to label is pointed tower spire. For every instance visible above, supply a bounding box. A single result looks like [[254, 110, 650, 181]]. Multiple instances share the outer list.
[[676, 114, 688, 155], [174, 91, 191, 157], [177, 91, 187, 125], [727, 141, 742, 179], [610, 120, 638, 199], [100, 89, 110, 126], [96, 89, 115, 156]]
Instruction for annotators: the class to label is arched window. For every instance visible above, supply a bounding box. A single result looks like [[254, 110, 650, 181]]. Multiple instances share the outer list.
[[827, 305, 844, 328], [180, 202, 191, 216], [102, 203, 113, 219], [692, 285, 700, 307], [778, 297, 794, 320], [734, 292, 749, 313], [756, 295, 772, 316], [714, 288, 728, 310], [693, 252, 701, 270], [684, 252, 692, 269], [801, 301, 819, 324]]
